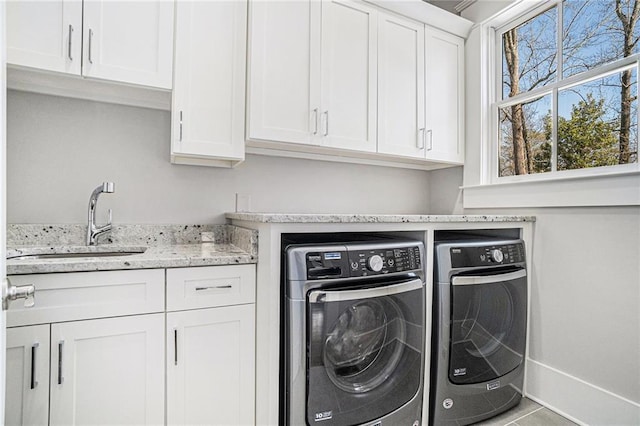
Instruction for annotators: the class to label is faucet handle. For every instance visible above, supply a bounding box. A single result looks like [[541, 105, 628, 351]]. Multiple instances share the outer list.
[[107, 208, 112, 225]]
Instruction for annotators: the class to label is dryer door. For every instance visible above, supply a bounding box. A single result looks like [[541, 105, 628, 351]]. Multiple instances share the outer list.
[[306, 278, 424, 426], [449, 268, 527, 385]]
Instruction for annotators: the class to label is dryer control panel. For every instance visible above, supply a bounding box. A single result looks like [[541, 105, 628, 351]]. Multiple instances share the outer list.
[[450, 242, 525, 268]]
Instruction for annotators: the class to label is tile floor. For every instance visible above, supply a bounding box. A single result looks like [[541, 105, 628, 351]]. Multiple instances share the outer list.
[[474, 398, 578, 426]]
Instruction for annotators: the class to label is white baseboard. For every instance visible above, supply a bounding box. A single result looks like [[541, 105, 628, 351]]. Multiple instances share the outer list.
[[525, 358, 640, 425]]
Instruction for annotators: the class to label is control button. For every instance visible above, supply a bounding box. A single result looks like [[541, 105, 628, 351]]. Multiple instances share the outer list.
[[490, 249, 504, 263], [350, 261, 359, 270], [367, 255, 384, 272], [388, 258, 395, 267]]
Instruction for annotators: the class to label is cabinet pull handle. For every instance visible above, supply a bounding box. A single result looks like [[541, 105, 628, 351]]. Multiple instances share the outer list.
[[88, 29, 94, 64], [312, 108, 319, 135], [68, 25, 74, 61], [195, 285, 232, 291], [427, 129, 433, 151], [57, 340, 64, 385], [174, 328, 178, 366], [323, 111, 329, 136], [179, 111, 183, 141], [418, 128, 425, 149], [30, 343, 39, 389]]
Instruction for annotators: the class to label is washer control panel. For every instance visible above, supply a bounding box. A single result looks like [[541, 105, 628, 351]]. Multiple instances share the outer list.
[[304, 244, 422, 280], [347, 246, 422, 277], [450, 242, 525, 268]]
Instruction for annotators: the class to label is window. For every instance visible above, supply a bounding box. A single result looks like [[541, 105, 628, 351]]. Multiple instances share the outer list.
[[495, 0, 639, 179]]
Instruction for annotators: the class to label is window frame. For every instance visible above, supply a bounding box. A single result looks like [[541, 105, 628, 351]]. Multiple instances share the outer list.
[[461, 0, 640, 208], [490, 0, 640, 184]]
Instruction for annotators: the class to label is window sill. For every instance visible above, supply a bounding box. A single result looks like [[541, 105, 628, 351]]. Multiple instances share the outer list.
[[462, 171, 640, 208]]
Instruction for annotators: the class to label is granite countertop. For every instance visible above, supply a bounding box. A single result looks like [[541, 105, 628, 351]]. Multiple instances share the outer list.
[[225, 213, 536, 223], [7, 224, 258, 275]]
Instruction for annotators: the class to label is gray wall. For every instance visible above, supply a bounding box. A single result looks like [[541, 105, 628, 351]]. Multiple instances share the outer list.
[[430, 167, 640, 405], [7, 90, 430, 224]]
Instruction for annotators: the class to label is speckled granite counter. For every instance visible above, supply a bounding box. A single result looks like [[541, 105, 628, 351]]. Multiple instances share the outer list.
[[225, 213, 536, 223], [7, 224, 258, 275]]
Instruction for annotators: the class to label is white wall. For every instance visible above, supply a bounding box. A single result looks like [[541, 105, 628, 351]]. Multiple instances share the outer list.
[[6, 90, 431, 224]]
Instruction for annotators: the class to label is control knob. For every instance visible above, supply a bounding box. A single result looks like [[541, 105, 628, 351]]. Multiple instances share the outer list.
[[367, 255, 384, 272], [490, 249, 504, 263]]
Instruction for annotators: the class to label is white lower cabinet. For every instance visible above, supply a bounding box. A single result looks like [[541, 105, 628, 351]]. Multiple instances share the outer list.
[[166, 265, 256, 426], [5, 315, 165, 426], [49, 314, 165, 426], [5, 325, 50, 426], [166, 305, 256, 426], [5, 269, 166, 426], [5, 265, 256, 426]]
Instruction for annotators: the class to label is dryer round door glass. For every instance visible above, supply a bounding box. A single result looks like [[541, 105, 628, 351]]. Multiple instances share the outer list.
[[449, 272, 527, 385]]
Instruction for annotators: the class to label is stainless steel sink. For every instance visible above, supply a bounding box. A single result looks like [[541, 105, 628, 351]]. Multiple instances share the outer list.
[[7, 247, 147, 261]]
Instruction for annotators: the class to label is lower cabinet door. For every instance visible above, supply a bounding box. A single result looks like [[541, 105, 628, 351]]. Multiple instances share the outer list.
[[167, 304, 256, 426], [5, 325, 50, 426], [49, 314, 165, 426]]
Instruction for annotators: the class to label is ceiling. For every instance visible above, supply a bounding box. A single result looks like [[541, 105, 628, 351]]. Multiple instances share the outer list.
[[426, 0, 466, 15]]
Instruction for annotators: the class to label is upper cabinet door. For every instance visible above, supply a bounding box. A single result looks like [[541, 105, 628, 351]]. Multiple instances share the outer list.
[[425, 27, 464, 164], [320, 0, 377, 153], [6, 0, 82, 75], [172, 0, 247, 165], [248, 0, 322, 145], [377, 12, 425, 159], [81, 0, 174, 88]]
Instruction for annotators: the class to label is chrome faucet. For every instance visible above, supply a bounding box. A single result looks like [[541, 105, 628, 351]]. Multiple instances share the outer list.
[[87, 182, 115, 245]]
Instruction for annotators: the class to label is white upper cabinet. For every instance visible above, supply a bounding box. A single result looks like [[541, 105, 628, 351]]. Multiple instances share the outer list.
[[377, 11, 425, 159], [320, 0, 378, 153], [6, 0, 173, 89], [82, 1, 174, 88], [248, 0, 377, 154], [425, 27, 464, 164], [6, 0, 82, 75], [171, 0, 247, 167], [247, 0, 466, 168], [248, 0, 321, 145]]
